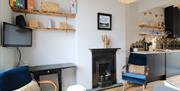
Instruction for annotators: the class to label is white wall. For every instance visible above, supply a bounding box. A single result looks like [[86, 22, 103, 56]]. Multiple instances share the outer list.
[[76, 0, 126, 89], [16, 0, 126, 90], [16, 0, 76, 90], [125, 3, 141, 59], [0, 0, 16, 70], [138, 0, 180, 12]]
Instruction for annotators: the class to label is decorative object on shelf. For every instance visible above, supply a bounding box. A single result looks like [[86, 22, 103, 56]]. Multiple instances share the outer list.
[[9, 0, 76, 32], [143, 11, 164, 27], [70, 0, 77, 14], [60, 22, 73, 32], [102, 34, 110, 48], [16, 15, 26, 27], [51, 19, 60, 29], [41, 0, 60, 12], [16, 0, 26, 9], [28, 20, 40, 28], [118, 0, 136, 4], [9, 0, 14, 8], [27, 0, 35, 10], [98, 13, 112, 30], [40, 19, 51, 29]]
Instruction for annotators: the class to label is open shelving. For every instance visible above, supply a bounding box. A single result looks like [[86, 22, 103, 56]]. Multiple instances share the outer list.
[[11, 8, 76, 18], [11, 8, 76, 32], [29, 27, 75, 31], [139, 33, 165, 37], [139, 24, 164, 29]]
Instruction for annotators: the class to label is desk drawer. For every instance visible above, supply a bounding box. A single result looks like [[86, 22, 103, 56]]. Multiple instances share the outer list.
[[32, 69, 60, 75]]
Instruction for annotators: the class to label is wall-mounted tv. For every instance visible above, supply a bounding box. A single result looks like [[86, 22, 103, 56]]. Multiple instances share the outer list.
[[1, 22, 32, 47]]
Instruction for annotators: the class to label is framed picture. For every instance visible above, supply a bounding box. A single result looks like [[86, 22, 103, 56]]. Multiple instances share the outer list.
[[97, 13, 112, 30]]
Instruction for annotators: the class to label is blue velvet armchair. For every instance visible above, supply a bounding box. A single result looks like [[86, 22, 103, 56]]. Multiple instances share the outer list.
[[122, 54, 149, 91], [0, 65, 57, 91]]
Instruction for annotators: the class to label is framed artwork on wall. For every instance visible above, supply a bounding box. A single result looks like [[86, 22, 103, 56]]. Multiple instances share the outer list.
[[97, 13, 112, 30]]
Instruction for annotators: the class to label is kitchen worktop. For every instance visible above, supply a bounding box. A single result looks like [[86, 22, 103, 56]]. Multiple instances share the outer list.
[[131, 49, 180, 54]]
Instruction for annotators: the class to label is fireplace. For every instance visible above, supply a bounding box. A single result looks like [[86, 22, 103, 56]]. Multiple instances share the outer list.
[[90, 48, 120, 88]]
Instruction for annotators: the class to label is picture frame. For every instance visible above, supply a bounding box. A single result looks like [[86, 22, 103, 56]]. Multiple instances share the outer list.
[[97, 13, 112, 30]]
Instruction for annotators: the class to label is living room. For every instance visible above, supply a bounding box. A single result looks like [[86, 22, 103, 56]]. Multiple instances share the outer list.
[[0, 0, 179, 91]]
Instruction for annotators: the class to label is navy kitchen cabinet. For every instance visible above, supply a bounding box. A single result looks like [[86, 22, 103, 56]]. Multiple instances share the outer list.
[[130, 53, 166, 82], [146, 53, 166, 82]]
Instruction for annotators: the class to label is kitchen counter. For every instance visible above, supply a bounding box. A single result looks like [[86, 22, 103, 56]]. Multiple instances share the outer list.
[[131, 49, 180, 54], [130, 50, 180, 82]]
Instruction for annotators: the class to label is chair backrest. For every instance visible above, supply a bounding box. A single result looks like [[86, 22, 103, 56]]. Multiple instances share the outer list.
[[128, 54, 147, 66], [0, 65, 32, 91], [127, 54, 147, 74]]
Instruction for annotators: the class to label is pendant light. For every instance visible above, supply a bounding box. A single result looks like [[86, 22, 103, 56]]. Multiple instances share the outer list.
[[119, 0, 137, 4]]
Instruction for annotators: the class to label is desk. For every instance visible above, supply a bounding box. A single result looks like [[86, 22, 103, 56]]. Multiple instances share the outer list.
[[29, 63, 76, 91]]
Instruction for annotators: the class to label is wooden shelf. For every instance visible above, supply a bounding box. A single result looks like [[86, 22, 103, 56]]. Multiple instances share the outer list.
[[11, 8, 76, 18], [139, 33, 164, 37], [139, 24, 164, 29], [29, 27, 75, 31]]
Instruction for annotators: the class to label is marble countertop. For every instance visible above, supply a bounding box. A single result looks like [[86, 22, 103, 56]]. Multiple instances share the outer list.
[[131, 49, 180, 54]]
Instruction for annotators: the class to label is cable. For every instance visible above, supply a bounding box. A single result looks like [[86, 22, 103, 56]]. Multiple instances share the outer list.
[[16, 47, 24, 66]]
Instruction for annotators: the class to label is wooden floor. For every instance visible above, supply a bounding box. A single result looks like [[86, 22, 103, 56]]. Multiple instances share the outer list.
[[104, 81, 164, 91]]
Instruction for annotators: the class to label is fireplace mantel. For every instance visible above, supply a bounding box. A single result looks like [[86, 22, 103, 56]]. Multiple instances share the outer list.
[[89, 48, 121, 53]]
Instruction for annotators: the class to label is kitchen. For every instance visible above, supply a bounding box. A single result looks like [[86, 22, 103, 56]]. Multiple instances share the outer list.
[[128, 4, 180, 86]]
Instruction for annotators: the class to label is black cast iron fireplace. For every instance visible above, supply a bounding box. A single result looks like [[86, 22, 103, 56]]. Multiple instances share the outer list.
[[90, 48, 120, 88]]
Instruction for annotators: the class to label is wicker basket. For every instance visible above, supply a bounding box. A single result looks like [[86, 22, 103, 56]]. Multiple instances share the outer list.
[[41, 0, 60, 12]]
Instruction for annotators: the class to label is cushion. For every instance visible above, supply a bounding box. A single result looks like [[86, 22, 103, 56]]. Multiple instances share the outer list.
[[123, 73, 146, 79], [14, 80, 41, 91], [0, 66, 32, 91], [129, 64, 145, 74], [122, 73, 146, 85]]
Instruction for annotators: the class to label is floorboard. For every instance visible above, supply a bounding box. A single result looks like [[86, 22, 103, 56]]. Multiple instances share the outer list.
[[104, 81, 164, 91]]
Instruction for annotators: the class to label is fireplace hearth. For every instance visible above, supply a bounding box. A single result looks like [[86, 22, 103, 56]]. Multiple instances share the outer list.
[[90, 48, 120, 88]]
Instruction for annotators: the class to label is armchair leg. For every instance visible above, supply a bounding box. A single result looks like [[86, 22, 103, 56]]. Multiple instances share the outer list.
[[122, 81, 127, 91], [142, 85, 145, 91]]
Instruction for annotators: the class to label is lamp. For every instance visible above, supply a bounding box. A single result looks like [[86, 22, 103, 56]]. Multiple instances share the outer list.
[[119, 0, 136, 4]]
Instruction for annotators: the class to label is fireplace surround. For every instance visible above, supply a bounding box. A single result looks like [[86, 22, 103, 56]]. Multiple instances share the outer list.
[[90, 48, 120, 88]]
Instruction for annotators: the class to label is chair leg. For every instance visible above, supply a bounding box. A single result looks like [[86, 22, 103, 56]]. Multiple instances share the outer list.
[[122, 81, 126, 91], [142, 85, 145, 91]]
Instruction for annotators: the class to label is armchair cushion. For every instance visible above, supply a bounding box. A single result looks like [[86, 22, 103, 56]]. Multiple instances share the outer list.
[[128, 64, 145, 74], [122, 73, 146, 85], [0, 66, 32, 91], [14, 80, 40, 91]]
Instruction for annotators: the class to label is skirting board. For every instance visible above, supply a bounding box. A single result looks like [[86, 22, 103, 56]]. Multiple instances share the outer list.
[[87, 83, 123, 91]]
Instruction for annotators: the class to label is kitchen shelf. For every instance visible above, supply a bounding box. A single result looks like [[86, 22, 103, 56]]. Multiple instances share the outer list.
[[29, 27, 75, 32], [139, 33, 165, 37], [11, 8, 76, 18], [139, 24, 164, 29]]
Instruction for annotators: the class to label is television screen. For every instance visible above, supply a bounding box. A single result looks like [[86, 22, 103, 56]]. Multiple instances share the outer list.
[[1, 22, 32, 47]]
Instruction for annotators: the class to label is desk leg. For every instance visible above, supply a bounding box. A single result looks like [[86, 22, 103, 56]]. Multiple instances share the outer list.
[[58, 70, 62, 91], [34, 74, 40, 81]]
